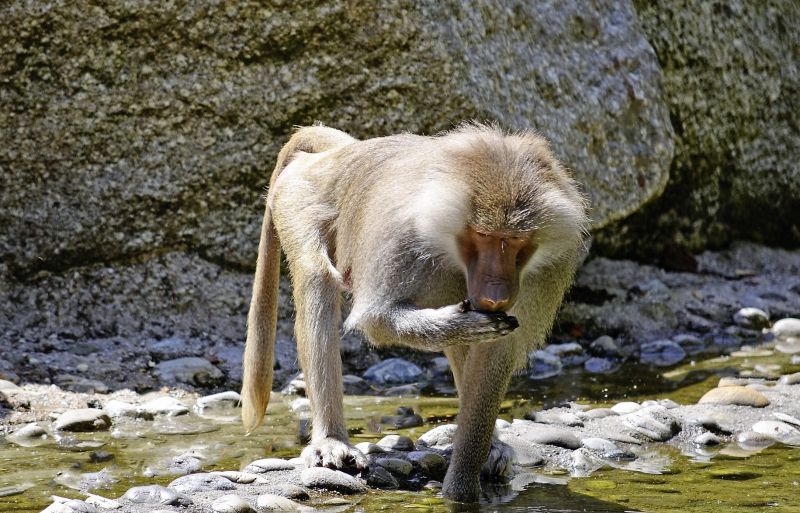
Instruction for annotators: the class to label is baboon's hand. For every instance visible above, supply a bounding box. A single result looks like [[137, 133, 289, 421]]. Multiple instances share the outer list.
[[452, 300, 519, 341]]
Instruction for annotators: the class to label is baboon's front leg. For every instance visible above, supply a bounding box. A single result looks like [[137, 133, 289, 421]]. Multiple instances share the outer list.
[[292, 263, 367, 471], [442, 338, 516, 503]]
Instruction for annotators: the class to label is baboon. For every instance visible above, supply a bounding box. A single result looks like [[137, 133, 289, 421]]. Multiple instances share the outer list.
[[241, 123, 588, 503]]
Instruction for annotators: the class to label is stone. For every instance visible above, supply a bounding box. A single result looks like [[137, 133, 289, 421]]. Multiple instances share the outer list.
[[736, 431, 776, 449], [244, 458, 296, 473], [290, 398, 311, 414], [54, 409, 111, 432], [256, 493, 306, 511], [194, 391, 241, 413], [104, 400, 140, 419], [589, 335, 620, 357], [7, 423, 47, 447], [751, 420, 800, 444], [620, 406, 680, 442], [611, 402, 641, 415], [342, 374, 372, 395], [693, 432, 721, 446], [406, 451, 447, 480], [580, 408, 617, 420], [376, 434, 415, 451], [141, 396, 190, 417], [527, 350, 563, 379], [584, 357, 620, 374], [375, 457, 413, 477], [84, 494, 121, 509], [364, 465, 398, 490], [569, 448, 604, 477], [212, 494, 256, 513], [698, 386, 770, 408], [771, 318, 800, 340], [154, 357, 224, 387], [122, 485, 190, 506], [525, 410, 583, 427], [416, 424, 458, 450], [262, 484, 309, 501], [169, 473, 235, 494], [686, 416, 731, 435], [0, 379, 19, 390], [510, 419, 581, 449], [354, 442, 387, 455], [672, 334, 706, 355], [774, 412, 800, 427], [299, 467, 367, 494], [41, 499, 99, 513], [213, 471, 260, 484], [581, 437, 619, 455], [732, 307, 770, 329], [639, 340, 686, 367], [363, 358, 422, 385]]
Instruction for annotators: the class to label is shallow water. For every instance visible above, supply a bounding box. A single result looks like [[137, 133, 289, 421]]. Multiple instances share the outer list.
[[1, 349, 798, 513]]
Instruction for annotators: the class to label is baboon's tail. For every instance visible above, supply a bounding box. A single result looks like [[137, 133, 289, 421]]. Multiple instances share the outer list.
[[241, 125, 356, 433]]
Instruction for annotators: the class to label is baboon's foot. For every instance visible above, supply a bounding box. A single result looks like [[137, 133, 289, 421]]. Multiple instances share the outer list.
[[301, 438, 368, 473]]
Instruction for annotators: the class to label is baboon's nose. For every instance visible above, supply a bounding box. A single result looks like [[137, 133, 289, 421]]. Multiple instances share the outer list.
[[474, 283, 512, 312]]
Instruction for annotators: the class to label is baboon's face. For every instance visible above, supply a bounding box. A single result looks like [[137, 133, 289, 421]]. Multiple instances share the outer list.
[[457, 225, 536, 312]]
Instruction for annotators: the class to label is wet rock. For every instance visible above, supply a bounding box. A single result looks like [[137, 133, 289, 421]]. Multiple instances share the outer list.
[[55, 375, 109, 394], [672, 334, 706, 355], [527, 350, 563, 379], [639, 340, 686, 367], [122, 485, 191, 506], [7, 422, 48, 447], [569, 448, 604, 477], [54, 468, 117, 492], [154, 357, 224, 387], [733, 307, 770, 330], [751, 420, 800, 444], [581, 437, 624, 458], [510, 419, 581, 449], [84, 494, 121, 509], [141, 396, 190, 417], [145, 452, 204, 477], [364, 465, 398, 489], [584, 357, 620, 374], [375, 457, 413, 477], [244, 458, 296, 473], [382, 383, 421, 396], [256, 493, 307, 511], [54, 409, 111, 432], [0, 379, 19, 390], [212, 494, 255, 513], [698, 386, 770, 407], [776, 340, 800, 354], [363, 358, 422, 385], [693, 432, 721, 446], [88, 451, 114, 464], [169, 473, 235, 494], [194, 391, 241, 414], [376, 434, 415, 451], [610, 402, 641, 415], [213, 471, 259, 484], [686, 416, 731, 435], [620, 405, 680, 442], [290, 398, 311, 414], [771, 318, 800, 339], [416, 425, 457, 450], [300, 467, 367, 494], [580, 408, 617, 420], [589, 336, 620, 357], [736, 431, 776, 449], [380, 406, 424, 429], [104, 400, 140, 419], [406, 451, 447, 480], [262, 484, 309, 501], [525, 410, 583, 427], [282, 375, 307, 396], [342, 374, 372, 395], [774, 412, 800, 427], [545, 342, 587, 366], [42, 498, 98, 513], [354, 442, 387, 455]]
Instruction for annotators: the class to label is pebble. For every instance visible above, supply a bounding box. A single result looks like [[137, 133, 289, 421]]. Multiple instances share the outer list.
[[589, 335, 620, 357], [380, 406, 424, 428], [620, 406, 681, 442], [779, 372, 800, 385], [54, 409, 111, 432], [686, 416, 731, 435], [290, 398, 311, 414], [718, 377, 763, 387], [732, 307, 770, 330], [771, 318, 800, 339], [698, 386, 770, 407], [527, 350, 563, 379], [169, 473, 235, 494], [579, 408, 617, 420], [584, 357, 620, 374], [639, 340, 686, 367], [84, 494, 121, 509], [545, 342, 586, 365], [7, 423, 47, 447], [212, 494, 255, 513], [406, 451, 447, 480], [299, 467, 367, 494], [154, 357, 224, 386], [736, 431, 777, 449], [42, 498, 98, 513], [147, 452, 203, 476], [194, 391, 242, 414], [354, 442, 387, 455], [363, 358, 422, 385], [416, 424, 457, 450], [375, 457, 413, 477], [376, 434, 415, 451], [342, 374, 372, 394], [611, 402, 641, 415], [262, 484, 309, 501], [751, 420, 800, 444], [122, 485, 190, 506], [693, 432, 721, 446], [0, 379, 19, 390], [244, 458, 296, 473], [141, 396, 190, 417], [569, 448, 604, 477], [525, 410, 583, 427], [793, 355, 800, 365], [510, 419, 581, 449], [774, 412, 800, 427], [581, 437, 619, 454], [213, 471, 260, 484], [104, 400, 140, 419], [256, 493, 307, 511], [364, 465, 399, 489], [775, 341, 800, 354]]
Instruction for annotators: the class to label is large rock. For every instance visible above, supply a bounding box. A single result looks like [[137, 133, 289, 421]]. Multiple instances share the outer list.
[[596, 0, 800, 257], [0, 0, 670, 284]]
